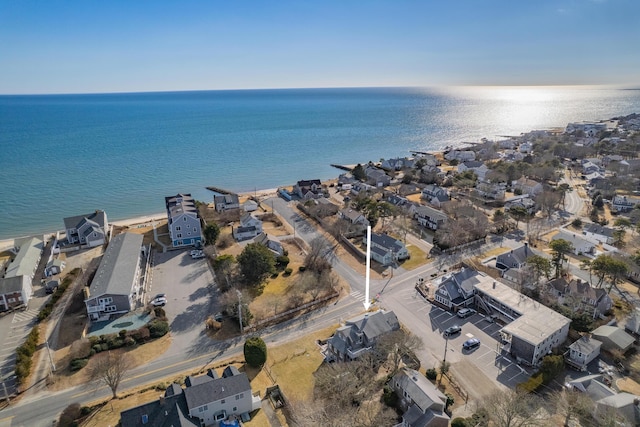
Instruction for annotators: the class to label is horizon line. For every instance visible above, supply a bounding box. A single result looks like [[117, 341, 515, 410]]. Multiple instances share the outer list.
[[2, 83, 639, 97]]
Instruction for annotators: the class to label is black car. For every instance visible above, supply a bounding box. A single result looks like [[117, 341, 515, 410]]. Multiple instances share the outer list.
[[444, 325, 462, 337], [463, 338, 481, 350]]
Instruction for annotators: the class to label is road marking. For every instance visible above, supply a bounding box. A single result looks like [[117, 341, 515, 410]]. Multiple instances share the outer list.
[[11, 309, 38, 323]]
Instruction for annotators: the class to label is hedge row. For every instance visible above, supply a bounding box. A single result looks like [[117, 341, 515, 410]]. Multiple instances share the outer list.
[[70, 319, 170, 371], [15, 327, 40, 386], [37, 268, 81, 322]]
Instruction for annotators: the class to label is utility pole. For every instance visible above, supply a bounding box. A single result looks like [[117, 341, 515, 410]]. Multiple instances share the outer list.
[[236, 289, 243, 334], [439, 335, 449, 386], [46, 340, 56, 373]]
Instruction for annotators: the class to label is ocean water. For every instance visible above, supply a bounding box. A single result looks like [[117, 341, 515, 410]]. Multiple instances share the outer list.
[[1, 86, 639, 240]]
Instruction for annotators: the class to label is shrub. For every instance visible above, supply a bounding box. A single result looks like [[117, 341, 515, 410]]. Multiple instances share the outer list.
[[131, 327, 151, 343], [425, 368, 438, 381], [298, 266, 306, 272], [517, 373, 543, 393], [92, 344, 103, 354], [276, 255, 290, 268], [70, 358, 89, 371], [244, 336, 268, 368], [451, 418, 469, 427], [283, 268, 293, 276], [100, 343, 109, 352], [119, 330, 127, 338], [382, 386, 398, 407], [154, 307, 167, 319], [59, 402, 82, 427], [80, 406, 92, 416], [148, 320, 170, 338], [124, 336, 136, 346], [571, 218, 583, 228]]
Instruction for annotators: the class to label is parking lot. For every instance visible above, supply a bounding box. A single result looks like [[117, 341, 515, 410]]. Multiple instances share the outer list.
[[381, 286, 532, 399], [150, 249, 218, 357]]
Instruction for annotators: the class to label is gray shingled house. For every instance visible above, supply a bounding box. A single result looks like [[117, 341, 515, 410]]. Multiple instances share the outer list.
[[325, 310, 400, 362], [392, 368, 450, 427], [63, 210, 108, 247], [84, 232, 143, 322], [120, 367, 261, 427]]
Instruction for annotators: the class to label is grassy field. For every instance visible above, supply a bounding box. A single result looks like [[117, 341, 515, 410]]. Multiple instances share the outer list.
[[400, 244, 430, 270]]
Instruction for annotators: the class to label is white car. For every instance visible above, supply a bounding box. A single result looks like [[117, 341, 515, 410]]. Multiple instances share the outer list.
[[191, 250, 205, 259], [151, 296, 167, 307]]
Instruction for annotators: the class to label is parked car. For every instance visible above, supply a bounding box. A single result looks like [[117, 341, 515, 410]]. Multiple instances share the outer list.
[[45, 280, 59, 294], [191, 250, 205, 259], [444, 325, 462, 337], [462, 338, 481, 350], [151, 296, 167, 307], [457, 308, 476, 318]]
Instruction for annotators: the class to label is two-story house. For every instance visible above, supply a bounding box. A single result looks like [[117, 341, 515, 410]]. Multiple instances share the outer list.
[[457, 161, 489, 181], [294, 179, 323, 199], [546, 277, 612, 319], [421, 185, 449, 207], [165, 194, 203, 248], [612, 195, 640, 213], [339, 208, 370, 227], [120, 367, 261, 427], [583, 223, 615, 245], [392, 368, 450, 427], [444, 150, 475, 162], [496, 243, 536, 271], [566, 335, 602, 371], [432, 267, 493, 311], [213, 193, 240, 212], [63, 210, 108, 247], [367, 232, 410, 266], [233, 213, 263, 241], [504, 195, 536, 215], [411, 205, 447, 231], [0, 276, 32, 312], [325, 310, 400, 362], [365, 166, 391, 188], [84, 232, 143, 322], [511, 177, 543, 196], [475, 181, 506, 200]]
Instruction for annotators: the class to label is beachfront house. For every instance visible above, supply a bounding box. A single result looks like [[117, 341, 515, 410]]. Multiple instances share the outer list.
[[393, 368, 450, 427], [213, 193, 240, 212], [84, 232, 143, 322], [365, 166, 391, 188], [444, 150, 475, 162], [120, 367, 261, 427], [294, 179, 323, 199], [233, 213, 263, 241], [325, 310, 400, 362], [4, 236, 43, 280], [63, 210, 109, 247], [165, 193, 203, 248], [0, 276, 32, 312]]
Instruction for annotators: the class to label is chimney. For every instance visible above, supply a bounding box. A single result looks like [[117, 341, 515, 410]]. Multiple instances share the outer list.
[[493, 281, 496, 289], [159, 395, 166, 405]]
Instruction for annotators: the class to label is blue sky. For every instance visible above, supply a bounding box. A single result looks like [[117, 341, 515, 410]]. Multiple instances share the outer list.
[[1, 0, 639, 94]]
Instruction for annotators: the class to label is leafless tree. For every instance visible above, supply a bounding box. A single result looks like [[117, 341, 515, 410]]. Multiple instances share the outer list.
[[552, 388, 595, 427], [480, 389, 547, 427], [88, 351, 132, 399], [304, 237, 333, 273], [375, 329, 424, 374]]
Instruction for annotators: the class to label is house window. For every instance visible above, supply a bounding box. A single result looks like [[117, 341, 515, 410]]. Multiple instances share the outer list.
[[98, 297, 113, 305], [177, 234, 182, 238], [7, 298, 15, 303], [105, 305, 117, 312], [221, 399, 225, 404], [236, 395, 240, 400], [176, 226, 181, 231], [183, 217, 187, 221], [193, 227, 197, 231], [233, 407, 237, 412]]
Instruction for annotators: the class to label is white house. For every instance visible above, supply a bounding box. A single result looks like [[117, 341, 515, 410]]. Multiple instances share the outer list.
[[552, 230, 595, 256], [444, 150, 476, 162], [233, 213, 263, 241], [411, 205, 447, 230], [511, 177, 543, 196], [457, 161, 489, 181], [366, 233, 410, 266], [583, 223, 615, 245]]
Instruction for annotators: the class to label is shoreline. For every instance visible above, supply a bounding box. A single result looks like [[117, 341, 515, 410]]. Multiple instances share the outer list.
[[0, 187, 281, 252]]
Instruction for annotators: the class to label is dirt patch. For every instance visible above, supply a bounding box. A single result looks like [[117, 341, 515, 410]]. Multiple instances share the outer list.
[[617, 377, 640, 395]]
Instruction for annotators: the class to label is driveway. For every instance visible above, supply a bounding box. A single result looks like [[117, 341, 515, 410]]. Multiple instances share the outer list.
[[150, 249, 217, 359]]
